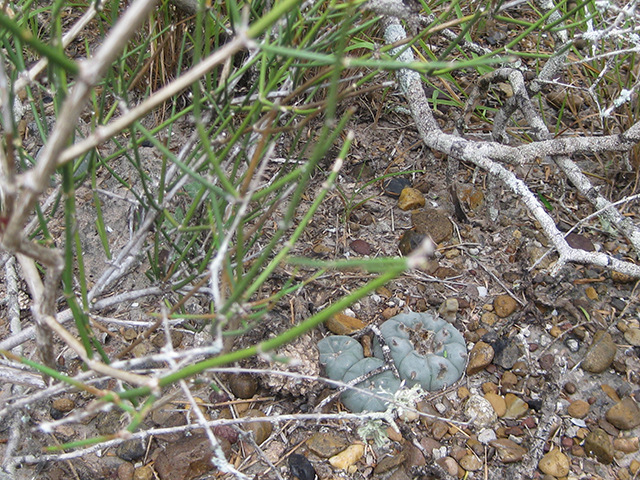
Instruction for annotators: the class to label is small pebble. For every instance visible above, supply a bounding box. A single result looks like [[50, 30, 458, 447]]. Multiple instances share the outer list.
[[624, 328, 640, 346], [493, 295, 518, 317], [567, 400, 590, 419], [116, 440, 146, 462], [584, 428, 614, 464], [605, 397, 640, 430], [118, 463, 134, 480], [329, 444, 364, 470], [306, 432, 349, 458], [326, 313, 366, 335], [538, 448, 570, 477], [539, 354, 555, 370], [613, 437, 639, 453], [484, 393, 507, 418], [438, 457, 460, 476], [52, 398, 75, 413], [511, 361, 527, 375], [438, 298, 459, 323], [477, 428, 497, 444], [482, 382, 499, 394], [566, 232, 595, 251], [601, 384, 621, 402], [445, 248, 460, 259], [432, 421, 449, 440], [564, 382, 577, 394], [549, 326, 562, 337], [133, 465, 154, 480], [503, 393, 528, 419], [241, 409, 273, 444], [289, 454, 317, 480], [465, 395, 497, 427], [213, 425, 239, 444], [490, 438, 527, 463], [467, 342, 494, 375], [571, 445, 585, 457], [564, 338, 580, 353], [229, 374, 258, 399], [585, 286, 598, 300], [459, 454, 482, 471], [481, 312, 498, 326], [383, 177, 411, 198], [374, 452, 406, 474], [458, 387, 471, 400], [398, 231, 427, 255], [611, 298, 627, 310], [350, 239, 372, 255], [582, 330, 617, 373], [501, 371, 518, 390], [398, 187, 426, 210]]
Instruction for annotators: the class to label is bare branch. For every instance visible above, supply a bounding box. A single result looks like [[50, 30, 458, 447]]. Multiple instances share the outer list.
[[383, 14, 640, 277]]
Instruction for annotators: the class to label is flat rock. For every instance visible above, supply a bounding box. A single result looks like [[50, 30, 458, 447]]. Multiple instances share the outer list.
[[489, 438, 527, 463], [154, 434, 231, 480], [412, 209, 453, 244], [538, 449, 570, 477], [326, 313, 366, 335], [584, 428, 614, 464], [582, 330, 617, 373], [484, 393, 506, 418], [601, 384, 621, 402], [566, 232, 595, 251], [605, 397, 640, 430], [614, 437, 639, 453], [493, 295, 517, 318], [503, 393, 528, 419], [467, 342, 494, 375], [306, 432, 349, 458], [374, 451, 406, 474]]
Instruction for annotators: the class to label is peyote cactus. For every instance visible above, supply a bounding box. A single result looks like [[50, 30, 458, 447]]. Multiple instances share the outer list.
[[318, 312, 467, 412]]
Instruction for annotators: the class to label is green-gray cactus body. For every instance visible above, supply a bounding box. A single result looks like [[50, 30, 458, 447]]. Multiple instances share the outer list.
[[318, 312, 467, 412]]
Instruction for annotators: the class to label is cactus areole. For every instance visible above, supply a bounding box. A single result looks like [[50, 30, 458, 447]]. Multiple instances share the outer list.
[[318, 312, 467, 412]]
